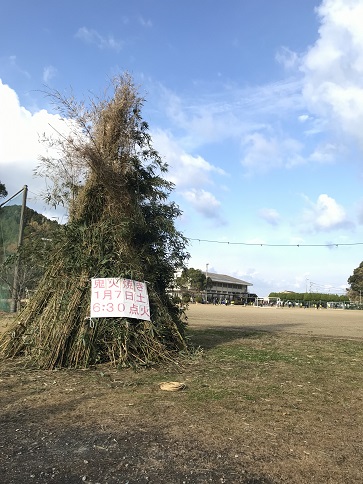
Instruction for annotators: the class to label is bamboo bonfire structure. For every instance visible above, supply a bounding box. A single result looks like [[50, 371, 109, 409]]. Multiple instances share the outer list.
[[0, 75, 189, 369]]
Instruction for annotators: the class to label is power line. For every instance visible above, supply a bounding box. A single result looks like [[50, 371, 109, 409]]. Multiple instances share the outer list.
[[187, 238, 363, 248], [27, 189, 42, 198], [4, 192, 363, 250], [309, 281, 347, 293]]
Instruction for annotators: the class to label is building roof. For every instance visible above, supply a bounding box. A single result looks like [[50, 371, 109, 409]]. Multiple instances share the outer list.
[[204, 272, 253, 286]]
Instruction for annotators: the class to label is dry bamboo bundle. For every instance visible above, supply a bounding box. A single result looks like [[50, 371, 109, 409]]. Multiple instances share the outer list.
[[0, 74, 189, 369]]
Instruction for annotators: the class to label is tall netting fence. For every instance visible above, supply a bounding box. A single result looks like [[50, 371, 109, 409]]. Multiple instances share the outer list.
[[0, 189, 24, 312]]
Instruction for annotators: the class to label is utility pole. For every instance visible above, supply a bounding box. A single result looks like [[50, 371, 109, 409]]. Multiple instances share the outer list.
[[10, 185, 28, 313]]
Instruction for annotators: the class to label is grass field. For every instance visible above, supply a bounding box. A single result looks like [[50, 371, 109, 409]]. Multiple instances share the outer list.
[[0, 306, 362, 483]]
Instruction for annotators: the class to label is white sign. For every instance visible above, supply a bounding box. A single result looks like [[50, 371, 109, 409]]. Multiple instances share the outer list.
[[90, 278, 150, 320]]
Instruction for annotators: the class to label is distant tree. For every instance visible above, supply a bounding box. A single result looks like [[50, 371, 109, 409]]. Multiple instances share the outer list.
[[0, 181, 7, 199], [347, 262, 363, 292], [347, 262, 363, 302], [268, 291, 348, 304], [177, 268, 211, 295]]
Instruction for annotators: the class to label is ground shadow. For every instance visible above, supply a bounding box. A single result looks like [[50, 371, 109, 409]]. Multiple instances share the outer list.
[[186, 324, 298, 350], [1, 400, 279, 484]]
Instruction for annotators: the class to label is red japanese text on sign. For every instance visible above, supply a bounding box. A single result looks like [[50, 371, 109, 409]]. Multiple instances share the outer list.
[[90, 278, 150, 320]]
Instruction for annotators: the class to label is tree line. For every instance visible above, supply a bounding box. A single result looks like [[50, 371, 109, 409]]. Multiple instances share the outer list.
[[268, 292, 349, 304]]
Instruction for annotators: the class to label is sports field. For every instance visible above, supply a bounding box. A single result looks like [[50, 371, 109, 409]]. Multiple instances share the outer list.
[[186, 303, 363, 339]]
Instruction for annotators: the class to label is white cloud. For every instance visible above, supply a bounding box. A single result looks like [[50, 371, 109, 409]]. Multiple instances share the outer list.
[[139, 17, 153, 27], [75, 27, 123, 51], [308, 142, 338, 163], [298, 114, 310, 122], [8, 55, 30, 79], [234, 78, 304, 116], [301, 193, 353, 232], [0, 80, 58, 164], [302, 0, 363, 148], [162, 89, 249, 148], [240, 132, 305, 174], [150, 129, 228, 222], [0, 79, 68, 214], [43, 65, 57, 84], [276, 46, 299, 70], [356, 199, 363, 224], [152, 129, 226, 188], [241, 133, 282, 173], [157, 78, 303, 150], [288, 236, 305, 246], [258, 208, 281, 226], [182, 189, 224, 222]]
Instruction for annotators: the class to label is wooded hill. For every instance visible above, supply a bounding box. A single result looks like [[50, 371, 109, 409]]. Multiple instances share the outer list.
[[0, 205, 58, 260], [0, 205, 60, 297]]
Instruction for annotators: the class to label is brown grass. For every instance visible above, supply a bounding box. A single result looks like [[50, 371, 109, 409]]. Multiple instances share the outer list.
[[0, 312, 16, 334], [0, 305, 362, 483]]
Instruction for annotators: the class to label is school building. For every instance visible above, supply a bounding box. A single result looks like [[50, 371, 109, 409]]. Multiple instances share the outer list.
[[204, 272, 255, 303]]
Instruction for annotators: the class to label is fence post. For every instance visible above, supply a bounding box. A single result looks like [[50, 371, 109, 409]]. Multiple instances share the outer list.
[[10, 185, 28, 312]]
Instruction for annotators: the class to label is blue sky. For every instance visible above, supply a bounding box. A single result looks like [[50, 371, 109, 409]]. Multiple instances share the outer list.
[[1, 0, 363, 296]]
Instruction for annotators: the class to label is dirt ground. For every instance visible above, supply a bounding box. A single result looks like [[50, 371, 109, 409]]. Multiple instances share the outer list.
[[0, 306, 362, 483], [1, 305, 362, 340], [186, 304, 363, 339]]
